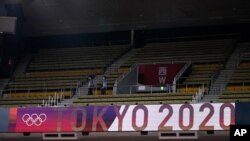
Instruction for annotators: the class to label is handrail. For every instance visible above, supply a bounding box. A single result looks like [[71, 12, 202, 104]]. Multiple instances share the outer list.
[[116, 64, 138, 84], [173, 61, 192, 93], [41, 92, 65, 107], [192, 86, 205, 103], [104, 45, 133, 75], [111, 83, 209, 95]]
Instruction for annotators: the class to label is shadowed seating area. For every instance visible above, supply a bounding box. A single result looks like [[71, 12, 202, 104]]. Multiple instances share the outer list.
[[119, 39, 234, 93], [1, 45, 130, 106], [219, 49, 250, 102]]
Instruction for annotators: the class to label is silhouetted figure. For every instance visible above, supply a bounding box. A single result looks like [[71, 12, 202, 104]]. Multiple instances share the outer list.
[[101, 76, 107, 95], [87, 76, 94, 95]]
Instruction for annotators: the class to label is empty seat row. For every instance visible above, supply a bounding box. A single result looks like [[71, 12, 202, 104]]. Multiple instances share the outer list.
[[73, 92, 195, 105]]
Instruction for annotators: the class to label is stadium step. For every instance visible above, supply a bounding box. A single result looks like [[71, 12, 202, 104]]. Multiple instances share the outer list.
[[57, 99, 76, 106], [209, 44, 246, 95], [13, 54, 32, 77], [59, 48, 141, 106], [0, 78, 9, 96], [104, 48, 141, 75], [201, 94, 220, 103], [205, 44, 249, 102]]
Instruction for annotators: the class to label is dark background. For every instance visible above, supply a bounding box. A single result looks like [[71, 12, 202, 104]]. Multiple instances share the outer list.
[[0, 0, 250, 78]]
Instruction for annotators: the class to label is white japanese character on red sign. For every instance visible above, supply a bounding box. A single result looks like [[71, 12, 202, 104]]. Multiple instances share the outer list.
[[158, 67, 167, 76]]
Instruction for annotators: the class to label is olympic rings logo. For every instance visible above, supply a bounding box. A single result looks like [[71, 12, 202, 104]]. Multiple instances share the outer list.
[[22, 113, 47, 126]]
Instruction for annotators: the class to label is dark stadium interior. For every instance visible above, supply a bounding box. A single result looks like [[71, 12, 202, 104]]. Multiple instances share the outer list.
[[1, 0, 250, 141], [1, 0, 250, 36]]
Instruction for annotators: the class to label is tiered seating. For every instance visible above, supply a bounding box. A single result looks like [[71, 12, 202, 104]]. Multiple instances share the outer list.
[[7, 69, 103, 91], [218, 91, 250, 103], [6, 91, 71, 99], [178, 63, 222, 93], [121, 39, 233, 93], [228, 62, 250, 85], [95, 67, 130, 95], [219, 49, 250, 102], [29, 45, 129, 71], [73, 92, 195, 106], [123, 39, 234, 66], [183, 64, 222, 85], [2, 45, 130, 106], [0, 91, 68, 107], [0, 98, 42, 107]]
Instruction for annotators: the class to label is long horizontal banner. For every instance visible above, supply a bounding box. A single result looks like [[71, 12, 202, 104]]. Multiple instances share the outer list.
[[0, 103, 235, 132]]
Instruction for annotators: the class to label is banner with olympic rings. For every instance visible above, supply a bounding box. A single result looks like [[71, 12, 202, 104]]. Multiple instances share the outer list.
[[0, 103, 237, 132]]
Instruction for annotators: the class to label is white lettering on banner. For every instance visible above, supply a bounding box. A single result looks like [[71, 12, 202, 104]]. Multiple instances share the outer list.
[[158, 67, 167, 84], [108, 103, 235, 131], [159, 76, 166, 84], [15, 103, 235, 132], [158, 67, 167, 76]]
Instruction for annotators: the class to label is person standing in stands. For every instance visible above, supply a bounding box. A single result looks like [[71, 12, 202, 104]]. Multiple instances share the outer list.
[[88, 76, 94, 95], [101, 76, 107, 95]]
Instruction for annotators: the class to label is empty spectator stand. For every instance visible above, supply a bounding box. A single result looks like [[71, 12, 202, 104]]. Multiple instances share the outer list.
[[28, 45, 129, 71], [219, 48, 250, 102], [122, 39, 234, 66], [1, 45, 130, 107], [177, 63, 222, 93], [120, 39, 235, 93]]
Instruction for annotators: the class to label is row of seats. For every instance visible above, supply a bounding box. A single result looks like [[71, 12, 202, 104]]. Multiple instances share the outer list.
[[3, 45, 131, 102], [1, 39, 237, 107], [29, 45, 130, 71], [176, 63, 222, 93], [5, 91, 72, 99], [183, 63, 222, 85], [219, 48, 250, 102], [228, 62, 250, 84], [218, 90, 250, 103], [122, 39, 234, 67], [0, 91, 71, 107], [73, 92, 195, 106], [115, 39, 234, 94], [6, 68, 104, 91], [177, 87, 208, 93]]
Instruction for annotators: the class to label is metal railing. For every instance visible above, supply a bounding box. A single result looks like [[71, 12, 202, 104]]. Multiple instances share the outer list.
[[116, 64, 138, 84], [173, 62, 192, 92], [75, 84, 206, 104], [111, 83, 208, 95], [41, 92, 65, 107]]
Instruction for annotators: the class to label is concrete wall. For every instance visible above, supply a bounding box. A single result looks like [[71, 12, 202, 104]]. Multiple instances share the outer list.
[[117, 66, 138, 94]]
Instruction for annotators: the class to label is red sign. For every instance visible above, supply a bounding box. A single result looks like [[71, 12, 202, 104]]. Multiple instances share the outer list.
[[138, 63, 184, 85]]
